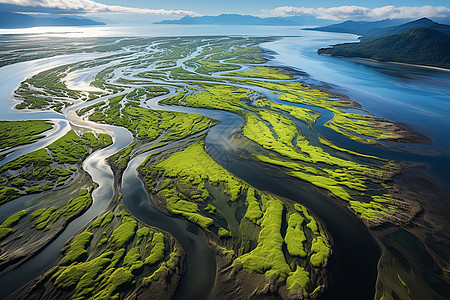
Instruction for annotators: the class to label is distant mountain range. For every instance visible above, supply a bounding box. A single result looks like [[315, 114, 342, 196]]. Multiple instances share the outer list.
[[0, 11, 105, 29], [155, 14, 330, 26], [303, 18, 412, 35], [316, 18, 450, 69]]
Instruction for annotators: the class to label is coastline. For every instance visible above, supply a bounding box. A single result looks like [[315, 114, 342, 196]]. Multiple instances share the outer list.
[[319, 53, 450, 73]]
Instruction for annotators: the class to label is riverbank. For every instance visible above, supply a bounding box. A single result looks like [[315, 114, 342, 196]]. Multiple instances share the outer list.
[[320, 54, 450, 73]]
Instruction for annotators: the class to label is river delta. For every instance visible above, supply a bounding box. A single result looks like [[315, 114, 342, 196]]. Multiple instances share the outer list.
[[0, 32, 449, 300]]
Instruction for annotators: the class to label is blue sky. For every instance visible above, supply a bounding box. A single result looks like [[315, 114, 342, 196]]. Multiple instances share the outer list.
[[96, 0, 450, 16], [1, 0, 449, 24]]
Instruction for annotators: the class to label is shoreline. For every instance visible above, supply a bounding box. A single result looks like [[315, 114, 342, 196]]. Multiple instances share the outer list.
[[319, 53, 450, 73]]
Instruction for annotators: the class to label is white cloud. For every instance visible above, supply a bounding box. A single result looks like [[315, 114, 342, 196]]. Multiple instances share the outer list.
[[263, 5, 450, 21], [0, 0, 197, 16]]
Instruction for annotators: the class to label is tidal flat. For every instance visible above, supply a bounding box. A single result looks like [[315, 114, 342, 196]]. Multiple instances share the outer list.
[[0, 35, 448, 300]]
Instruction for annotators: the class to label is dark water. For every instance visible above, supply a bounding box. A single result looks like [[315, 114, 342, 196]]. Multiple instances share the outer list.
[[383, 230, 450, 298]]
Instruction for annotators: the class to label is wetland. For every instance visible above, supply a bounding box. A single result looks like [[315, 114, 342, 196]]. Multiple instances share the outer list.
[[0, 28, 449, 300]]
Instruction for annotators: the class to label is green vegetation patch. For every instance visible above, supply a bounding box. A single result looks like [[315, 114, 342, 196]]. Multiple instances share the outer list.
[[325, 112, 401, 144], [0, 210, 27, 228], [0, 186, 21, 205], [244, 188, 263, 224], [150, 142, 242, 202], [286, 266, 310, 296], [254, 98, 320, 125], [223, 66, 293, 80], [10, 178, 26, 187], [25, 185, 42, 194], [310, 237, 331, 267], [33, 206, 57, 229], [110, 218, 137, 249], [123, 247, 143, 271], [93, 267, 134, 299], [108, 142, 135, 172], [142, 141, 251, 230], [46, 129, 111, 164], [0, 148, 51, 172], [0, 120, 53, 152], [234, 194, 290, 280], [218, 227, 231, 238], [193, 60, 241, 75], [47, 130, 89, 163], [205, 204, 217, 214], [31, 188, 93, 231], [0, 210, 27, 240], [180, 83, 252, 113], [0, 227, 14, 240], [91, 212, 115, 228], [285, 213, 307, 257], [82, 132, 113, 151], [226, 56, 267, 64], [349, 199, 393, 220], [144, 232, 165, 265], [61, 191, 93, 217], [208, 45, 265, 62], [60, 232, 94, 266]]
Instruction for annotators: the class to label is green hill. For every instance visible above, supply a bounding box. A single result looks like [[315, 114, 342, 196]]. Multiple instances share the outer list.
[[318, 21, 450, 69], [361, 18, 449, 40]]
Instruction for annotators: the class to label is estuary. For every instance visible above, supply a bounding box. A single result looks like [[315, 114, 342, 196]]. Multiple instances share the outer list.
[[0, 26, 449, 300]]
